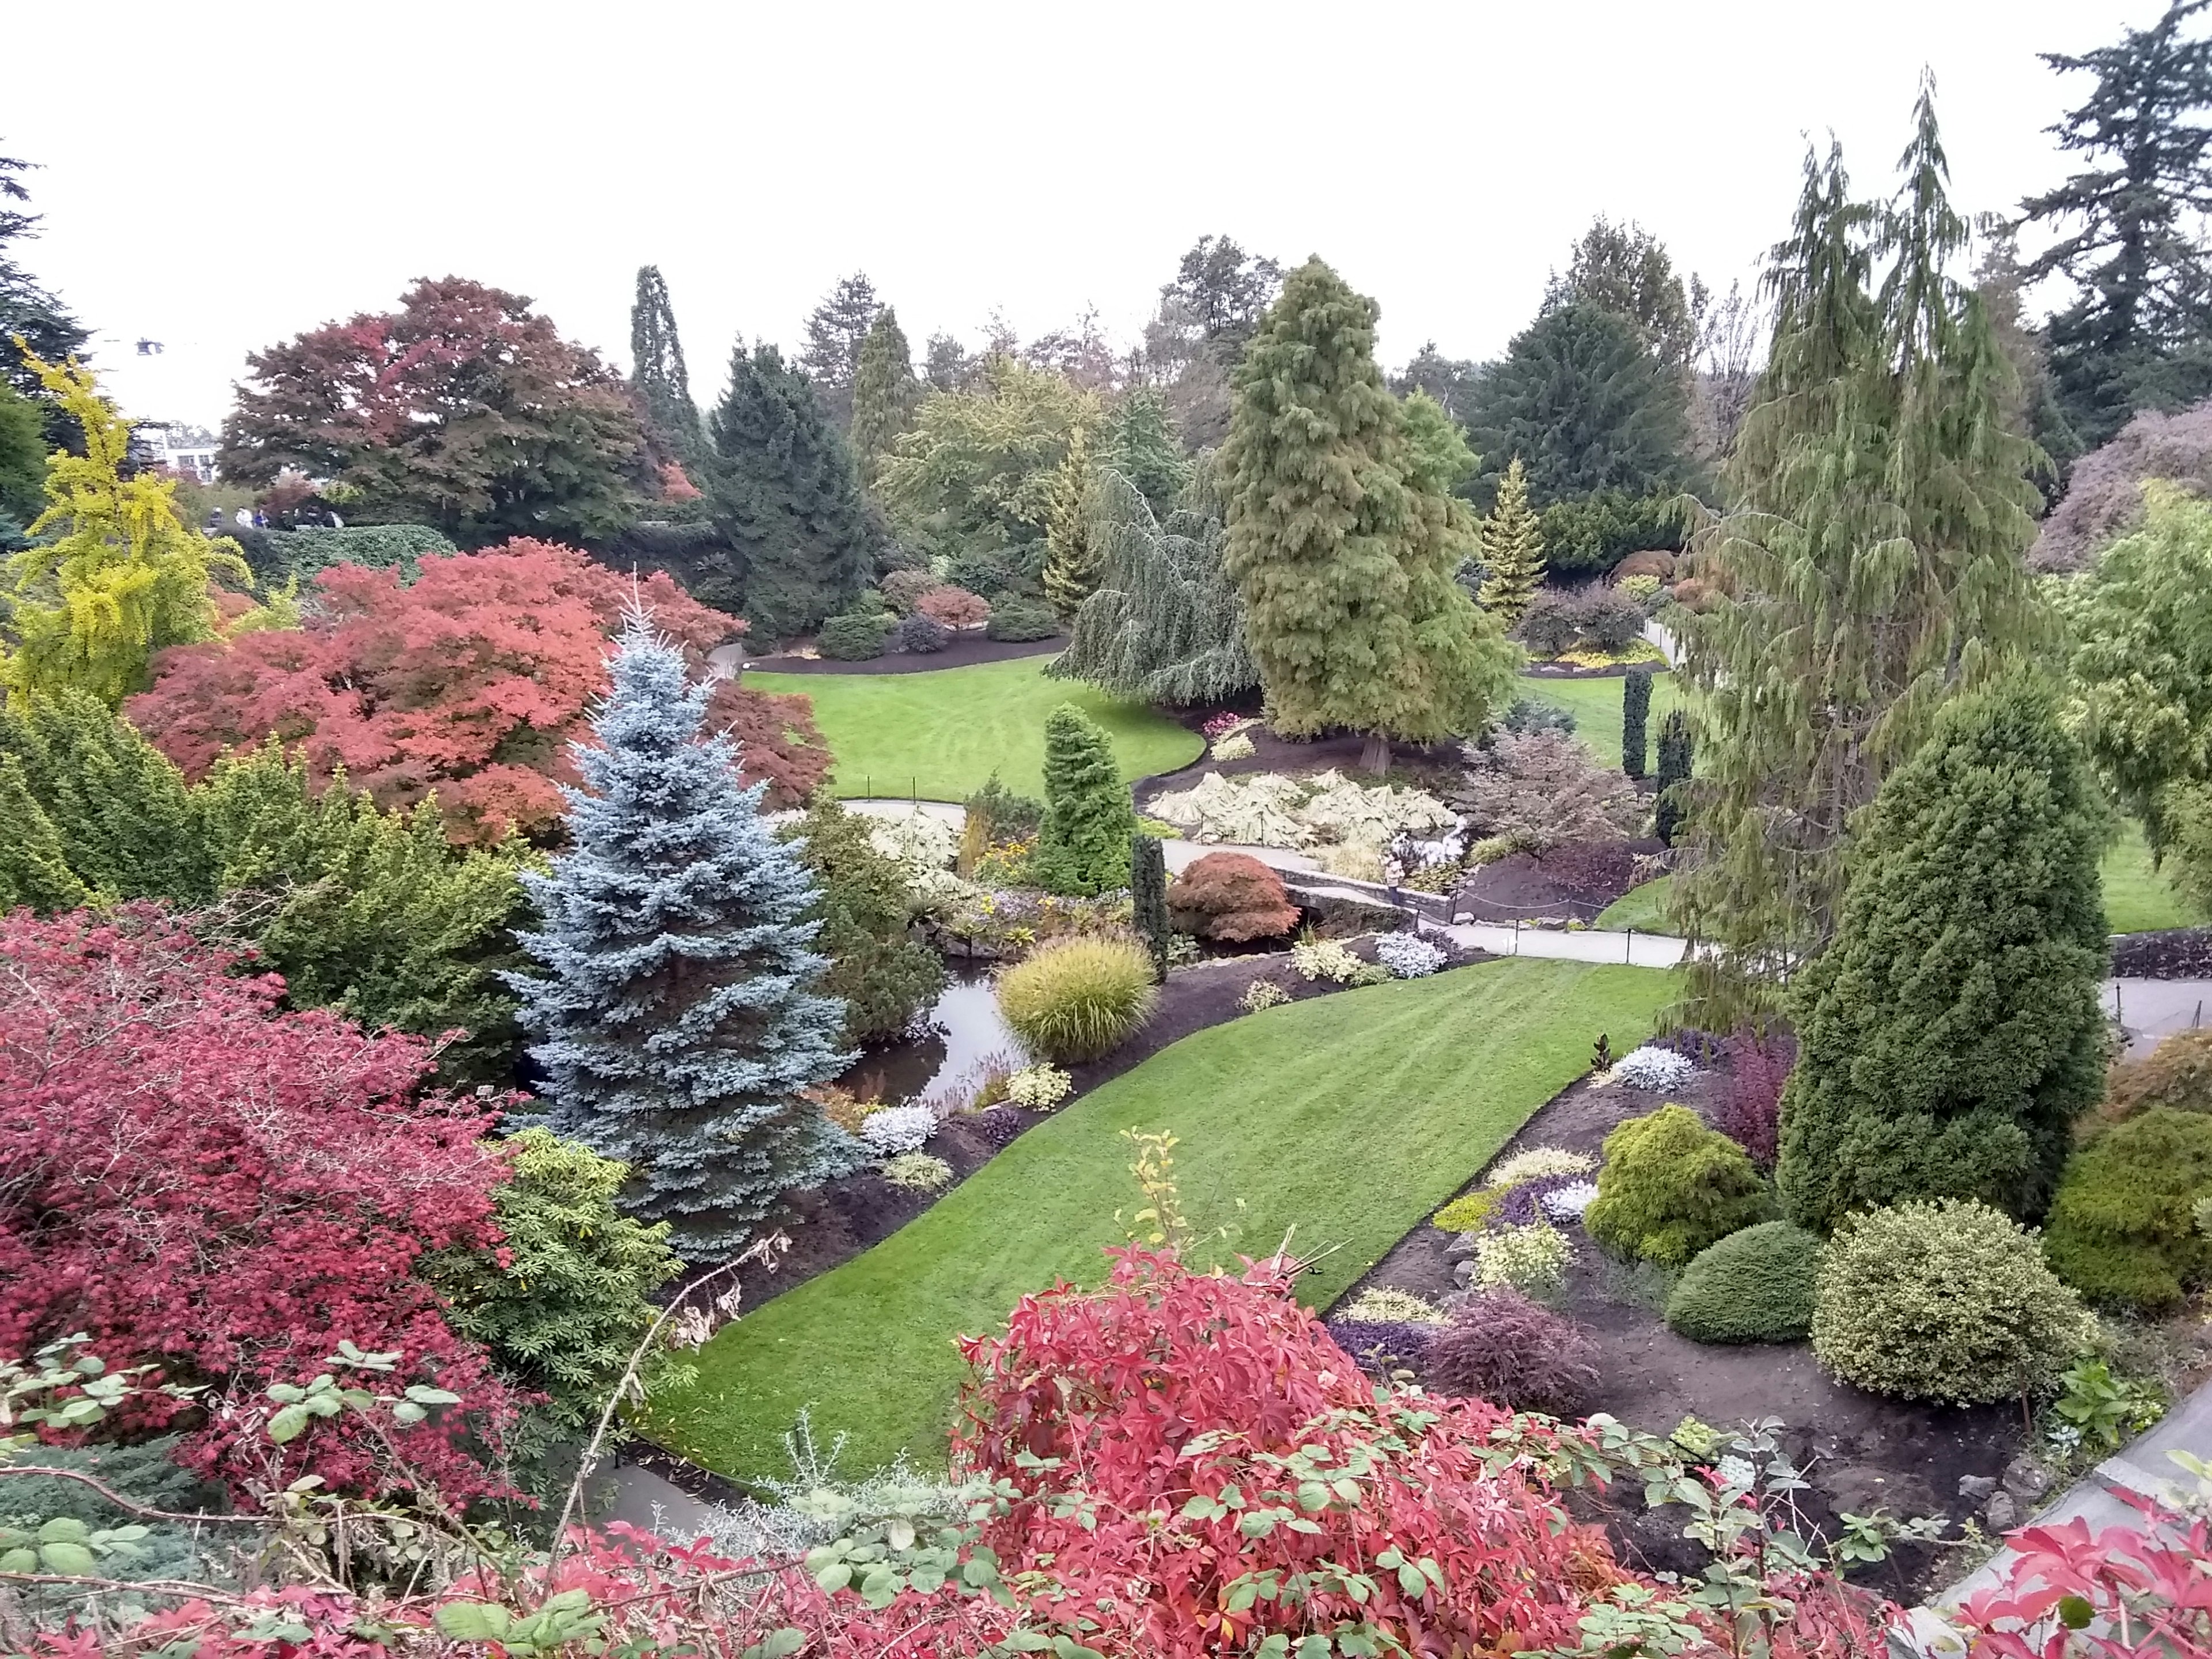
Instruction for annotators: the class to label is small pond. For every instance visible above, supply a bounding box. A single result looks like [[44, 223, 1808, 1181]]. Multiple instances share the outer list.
[[836, 963, 1026, 1107]]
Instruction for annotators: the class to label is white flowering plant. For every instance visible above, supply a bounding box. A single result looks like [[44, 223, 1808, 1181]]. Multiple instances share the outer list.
[[881, 1153, 954, 1192], [1291, 938, 1365, 983], [1004, 1064, 1073, 1111], [1612, 1046, 1696, 1093], [1374, 933, 1448, 979], [1472, 1222, 1571, 1300], [1340, 1287, 1449, 1325], [858, 1104, 938, 1156], [1485, 1146, 1597, 1188], [1541, 1180, 1601, 1221]]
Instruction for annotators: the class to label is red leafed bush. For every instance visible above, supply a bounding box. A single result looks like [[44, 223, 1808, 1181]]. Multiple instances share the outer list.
[[1425, 1287, 1601, 1415], [952, 1248, 1630, 1657], [1716, 1028, 1796, 1169], [915, 585, 990, 630], [0, 906, 516, 1505], [126, 538, 828, 843], [1165, 850, 1301, 941]]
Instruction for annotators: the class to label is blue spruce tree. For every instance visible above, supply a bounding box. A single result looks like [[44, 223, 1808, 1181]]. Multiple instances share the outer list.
[[509, 611, 860, 1260]]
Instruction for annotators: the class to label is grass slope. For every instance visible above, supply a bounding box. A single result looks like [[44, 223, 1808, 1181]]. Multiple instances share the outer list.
[[642, 959, 1676, 1483], [1597, 874, 1675, 933], [1522, 671, 1683, 772], [2103, 822, 2198, 935], [748, 656, 1201, 801]]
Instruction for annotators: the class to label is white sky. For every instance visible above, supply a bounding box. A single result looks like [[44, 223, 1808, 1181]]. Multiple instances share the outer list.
[[5, 0, 2158, 431]]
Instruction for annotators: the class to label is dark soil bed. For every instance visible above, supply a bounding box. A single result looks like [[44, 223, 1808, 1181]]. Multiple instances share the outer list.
[[1339, 1054, 2024, 1601], [2112, 926, 2212, 978], [738, 634, 1063, 675], [1453, 839, 1663, 923], [1137, 722, 1463, 800]]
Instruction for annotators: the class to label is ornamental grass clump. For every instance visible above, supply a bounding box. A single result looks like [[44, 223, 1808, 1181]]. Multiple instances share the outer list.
[[1664, 1221, 1822, 1344], [994, 935, 1157, 1063], [1810, 1199, 2096, 1404], [2040, 1107, 2212, 1313], [881, 1152, 954, 1192], [1486, 1147, 1596, 1187], [1584, 1104, 1775, 1267], [1340, 1287, 1449, 1325], [1425, 1288, 1600, 1414]]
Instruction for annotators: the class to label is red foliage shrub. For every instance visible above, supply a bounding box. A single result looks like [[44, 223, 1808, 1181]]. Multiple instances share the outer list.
[[1424, 1287, 1601, 1414], [1717, 1028, 1796, 1168], [1166, 850, 1301, 941], [915, 585, 990, 630], [0, 907, 516, 1505], [126, 539, 829, 843], [658, 460, 702, 501]]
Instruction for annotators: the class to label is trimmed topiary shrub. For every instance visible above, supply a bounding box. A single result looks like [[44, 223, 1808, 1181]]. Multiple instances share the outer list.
[[817, 610, 893, 661], [1584, 1104, 1775, 1267], [2041, 1107, 2212, 1313], [1423, 1288, 1600, 1413], [895, 612, 951, 653], [995, 935, 1158, 1063], [1810, 1198, 2097, 1404], [986, 595, 1059, 642], [1664, 1221, 1821, 1344], [1032, 704, 1138, 897], [1166, 851, 1300, 942]]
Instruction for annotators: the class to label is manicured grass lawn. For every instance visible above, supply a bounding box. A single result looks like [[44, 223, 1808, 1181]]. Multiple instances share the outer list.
[[1597, 874, 1674, 933], [1522, 672, 1683, 772], [2104, 821, 2199, 934], [748, 656, 1201, 801], [640, 959, 1677, 1484]]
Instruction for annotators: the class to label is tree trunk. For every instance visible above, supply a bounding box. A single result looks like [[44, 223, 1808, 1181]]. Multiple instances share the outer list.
[[1360, 731, 1391, 776]]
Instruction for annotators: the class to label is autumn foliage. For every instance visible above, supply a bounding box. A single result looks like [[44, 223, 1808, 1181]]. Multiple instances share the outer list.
[[1166, 849, 1301, 941], [125, 539, 830, 843], [0, 906, 517, 1503]]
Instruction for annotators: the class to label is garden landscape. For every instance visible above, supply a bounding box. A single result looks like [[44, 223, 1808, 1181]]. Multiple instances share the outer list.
[[8, 7, 2212, 1657]]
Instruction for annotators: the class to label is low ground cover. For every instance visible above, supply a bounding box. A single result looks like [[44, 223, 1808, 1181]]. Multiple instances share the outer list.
[[640, 957, 1675, 1482], [745, 656, 1200, 801], [1522, 671, 1683, 772]]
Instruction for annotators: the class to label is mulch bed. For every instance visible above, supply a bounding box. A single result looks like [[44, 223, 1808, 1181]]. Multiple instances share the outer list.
[[2111, 926, 2212, 979], [1137, 726, 1464, 804], [1339, 1054, 2023, 1600], [1452, 839, 1662, 924], [738, 634, 1063, 675]]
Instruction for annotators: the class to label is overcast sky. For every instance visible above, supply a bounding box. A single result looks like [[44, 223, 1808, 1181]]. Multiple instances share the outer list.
[[5, 0, 2161, 431]]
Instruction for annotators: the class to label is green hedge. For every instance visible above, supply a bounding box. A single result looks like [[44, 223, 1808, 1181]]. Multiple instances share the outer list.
[[2042, 1107, 2212, 1313], [1665, 1221, 1821, 1344], [818, 612, 893, 661]]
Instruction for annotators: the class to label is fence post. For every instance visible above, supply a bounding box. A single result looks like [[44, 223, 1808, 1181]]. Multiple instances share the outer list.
[[1513, 917, 1521, 956], [1626, 926, 1634, 965]]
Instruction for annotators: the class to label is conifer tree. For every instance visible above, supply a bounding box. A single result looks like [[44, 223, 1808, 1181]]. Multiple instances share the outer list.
[[1777, 679, 2108, 1230], [798, 273, 880, 429], [1674, 86, 2046, 1022], [1222, 259, 1518, 772], [1653, 710, 1692, 847], [509, 613, 859, 1257], [1622, 669, 1652, 779], [849, 306, 922, 486], [1130, 832, 1170, 982], [1032, 704, 1137, 896], [706, 342, 875, 638], [1041, 422, 1102, 621], [0, 755, 88, 913], [1102, 389, 1190, 512], [630, 266, 703, 465], [781, 798, 946, 1046], [1476, 457, 1546, 625]]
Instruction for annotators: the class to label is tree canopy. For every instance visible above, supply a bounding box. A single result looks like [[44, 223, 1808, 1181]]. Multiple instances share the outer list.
[[1544, 216, 1706, 373], [850, 306, 923, 485], [798, 272, 881, 429], [629, 264, 702, 467], [0, 149, 88, 408]]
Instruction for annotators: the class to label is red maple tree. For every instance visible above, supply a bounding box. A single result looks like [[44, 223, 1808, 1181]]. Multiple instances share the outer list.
[[126, 538, 831, 844]]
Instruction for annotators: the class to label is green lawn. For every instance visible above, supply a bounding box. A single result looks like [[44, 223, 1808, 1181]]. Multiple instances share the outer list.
[[1597, 874, 1675, 933], [1522, 671, 1683, 772], [2103, 821, 2199, 934], [641, 959, 1676, 1484], [748, 656, 1201, 801]]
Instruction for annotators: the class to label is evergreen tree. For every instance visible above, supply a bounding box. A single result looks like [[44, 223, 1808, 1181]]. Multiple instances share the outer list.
[[2020, 1, 2212, 449], [798, 272, 880, 428], [1041, 422, 1101, 621], [1130, 832, 1170, 982], [0, 150, 89, 411], [1653, 710, 1692, 847], [780, 798, 946, 1046], [706, 342, 875, 637], [1101, 389, 1190, 512], [1222, 258, 1520, 771], [849, 306, 922, 486], [1464, 302, 1698, 507], [1622, 669, 1652, 779], [1674, 88, 2046, 1023], [1032, 704, 1137, 897], [1476, 457, 1546, 624], [0, 754, 89, 913], [0, 378, 42, 526], [1777, 679, 2108, 1230], [0, 689, 211, 902], [630, 265, 702, 466], [1546, 217, 1706, 374], [509, 613, 860, 1258]]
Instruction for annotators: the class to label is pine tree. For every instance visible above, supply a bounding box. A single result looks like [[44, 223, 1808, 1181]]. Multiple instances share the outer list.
[[1622, 669, 1652, 779], [630, 266, 702, 466], [1776, 679, 2108, 1230], [1653, 710, 1692, 847], [1673, 86, 2046, 1023], [509, 613, 859, 1258], [1032, 704, 1137, 897], [1101, 389, 1190, 512], [0, 689, 211, 902], [0, 754, 89, 913], [1222, 259, 1520, 772], [798, 273, 880, 428], [1476, 457, 1546, 625], [849, 306, 922, 486], [1041, 422, 1101, 621], [2020, 1, 2212, 449], [706, 342, 875, 638], [1130, 832, 1170, 982]]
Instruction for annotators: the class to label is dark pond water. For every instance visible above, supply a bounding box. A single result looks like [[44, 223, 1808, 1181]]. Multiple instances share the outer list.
[[835, 963, 1026, 1107]]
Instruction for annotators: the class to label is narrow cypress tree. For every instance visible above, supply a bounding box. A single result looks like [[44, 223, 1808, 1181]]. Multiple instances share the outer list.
[[850, 306, 922, 486], [1476, 456, 1546, 625], [1622, 669, 1653, 779], [1041, 423, 1101, 621], [630, 266, 702, 465], [1102, 389, 1190, 513], [1653, 710, 1692, 847], [1776, 679, 2108, 1230], [1032, 704, 1137, 897], [706, 342, 875, 638], [0, 755, 89, 912], [1223, 258, 1518, 772], [1129, 832, 1170, 982], [509, 612, 859, 1259]]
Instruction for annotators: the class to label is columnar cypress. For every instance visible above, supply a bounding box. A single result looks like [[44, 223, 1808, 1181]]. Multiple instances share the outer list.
[[849, 307, 922, 486], [1032, 704, 1137, 897], [1777, 679, 2108, 1230], [1477, 457, 1546, 625], [1653, 710, 1692, 847], [1129, 832, 1170, 982], [1622, 669, 1652, 779], [630, 266, 702, 464], [509, 613, 859, 1259], [1041, 422, 1101, 621], [1222, 258, 1517, 772]]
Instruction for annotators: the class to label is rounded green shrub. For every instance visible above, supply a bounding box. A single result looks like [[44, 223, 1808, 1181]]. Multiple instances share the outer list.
[[1664, 1221, 1821, 1344], [1810, 1198, 2096, 1404], [995, 935, 1158, 1063], [985, 595, 1059, 642], [817, 611, 892, 661], [2041, 1107, 2212, 1313], [1584, 1104, 1775, 1267]]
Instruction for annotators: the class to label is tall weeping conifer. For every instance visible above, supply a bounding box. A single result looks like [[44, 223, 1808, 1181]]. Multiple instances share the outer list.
[[630, 266, 702, 465]]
